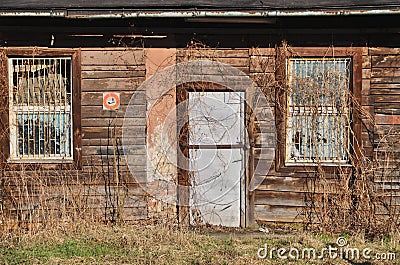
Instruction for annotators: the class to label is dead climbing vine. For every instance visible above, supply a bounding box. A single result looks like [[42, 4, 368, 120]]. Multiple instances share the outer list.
[[272, 42, 399, 237]]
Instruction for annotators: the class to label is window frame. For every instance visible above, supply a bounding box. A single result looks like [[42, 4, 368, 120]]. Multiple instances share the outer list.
[[0, 48, 82, 169], [275, 47, 362, 170], [285, 57, 352, 165]]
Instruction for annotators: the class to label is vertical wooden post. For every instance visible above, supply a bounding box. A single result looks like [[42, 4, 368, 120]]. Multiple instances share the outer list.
[[72, 49, 82, 169], [0, 50, 9, 166], [176, 85, 190, 226], [275, 45, 288, 170]]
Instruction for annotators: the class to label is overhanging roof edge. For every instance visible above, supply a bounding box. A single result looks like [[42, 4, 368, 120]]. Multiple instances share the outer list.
[[0, 8, 400, 18]]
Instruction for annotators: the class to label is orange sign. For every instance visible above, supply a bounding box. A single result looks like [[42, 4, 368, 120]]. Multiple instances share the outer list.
[[103, 92, 120, 110]]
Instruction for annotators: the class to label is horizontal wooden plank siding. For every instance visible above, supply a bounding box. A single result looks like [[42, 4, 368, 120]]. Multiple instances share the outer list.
[[80, 48, 146, 159], [176, 49, 250, 74], [80, 48, 148, 221], [370, 47, 400, 208], [371, 49, 400, 116], [250, 48, 306, 223]]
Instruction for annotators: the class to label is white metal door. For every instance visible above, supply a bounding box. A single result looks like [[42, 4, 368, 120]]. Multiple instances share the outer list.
[[188, 91, 245, 227]]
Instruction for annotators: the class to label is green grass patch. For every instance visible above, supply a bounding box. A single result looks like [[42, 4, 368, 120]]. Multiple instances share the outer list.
[[1, 238, 124, 264]]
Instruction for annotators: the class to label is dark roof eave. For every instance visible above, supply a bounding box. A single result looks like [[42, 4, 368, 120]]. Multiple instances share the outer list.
[[0, 8, 400, 18]]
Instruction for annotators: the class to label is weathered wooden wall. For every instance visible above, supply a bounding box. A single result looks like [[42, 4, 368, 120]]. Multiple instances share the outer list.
[[2, 45, 400, 226], [370, 48, 400, 215], [80, 48, 148, 221], [249, 48, 306, 223]]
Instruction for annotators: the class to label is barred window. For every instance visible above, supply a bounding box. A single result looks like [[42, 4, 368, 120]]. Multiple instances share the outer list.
[[286, 58, 351, 164], [9, 58, 72, 161]]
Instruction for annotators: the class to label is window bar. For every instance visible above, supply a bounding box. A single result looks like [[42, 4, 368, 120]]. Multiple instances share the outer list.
[[297, 61, 302, 160], [28, 60, 31, 157], [59, 59, 63, 156], [48, 60, 51, 157], [39, 58, 44, 157], [60, 59, 67, 156], [49, 58, 53, 156], [14, 60, 17, 157], [338, 114, 342, 161], [308, 110, 311, 162], [39, 59, 43, 156], [63, 58, 66, 156], [39, 58, 45, 156], [51, 60, 56, 156], [30, 59, 33, 157], [303, 60, 309, 161], [58, 59, 61, 155], [318, 62, 322, 160], [59, 59, 62, 156], [332, 113, 336, 160], [340, 115, 345, 160], [44, 59, 48, 156], [20, 60, 25, 157], [27, 60, 31, 157], [45, 59, 48, 156], [36, 59, 40, 156], [53, 59, 56, 155], [60, 58, 64, 156], [21, 59, 24, 157], [56, 59, 60, 156], [35, 60, 39, 157], [54, 60, 57, 156], [344, 61, 348, 161], [32, 60, 35, 157], [14, 60, 18, 157], [31, 60, 35, 157], [318, 58, 324, 160], [65, 58, 69, 156], [334, 60, 339, 161], [70, 59, 72, 135], [65, 58, 68, 156], [33, 60, 36, 157], [339, 61, 344, 161], [36, 59, 39, 156], [344, 113, 350, 161], [326, 113, 330, 160], [62, 58, 65, 155], [331, 65, 336, 160]]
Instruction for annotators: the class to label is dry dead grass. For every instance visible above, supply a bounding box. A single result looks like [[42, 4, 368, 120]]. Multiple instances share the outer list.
[[0, 222, 399, 264]]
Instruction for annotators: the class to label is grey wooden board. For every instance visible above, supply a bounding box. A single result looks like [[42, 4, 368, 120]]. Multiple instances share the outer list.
[[0, 0, 399, 10]]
